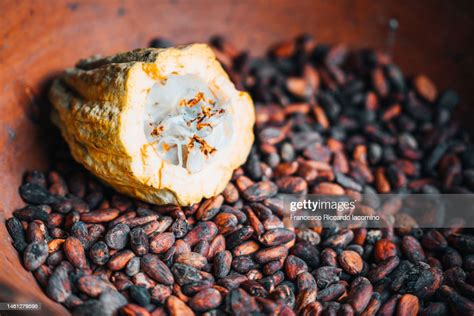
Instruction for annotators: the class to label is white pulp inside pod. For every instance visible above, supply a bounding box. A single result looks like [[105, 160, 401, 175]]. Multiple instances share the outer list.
[[144, 74, 232, 173]]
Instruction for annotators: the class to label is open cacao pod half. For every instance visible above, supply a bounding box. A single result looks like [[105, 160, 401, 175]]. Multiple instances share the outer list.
[[49, 44, 255, 205]]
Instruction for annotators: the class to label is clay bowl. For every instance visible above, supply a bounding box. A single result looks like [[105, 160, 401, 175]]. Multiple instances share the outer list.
[[1, 0, 473, 314]]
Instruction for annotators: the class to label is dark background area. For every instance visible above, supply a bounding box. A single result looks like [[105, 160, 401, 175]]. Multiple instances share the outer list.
[[0, 0, 473, 314]]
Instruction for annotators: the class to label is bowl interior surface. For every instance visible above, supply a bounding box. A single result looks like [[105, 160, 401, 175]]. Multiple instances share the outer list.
[[0, 0, 473, 314]]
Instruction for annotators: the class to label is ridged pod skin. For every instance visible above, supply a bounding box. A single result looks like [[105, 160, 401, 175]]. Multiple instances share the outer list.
[[49, 44, 255, 205]]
